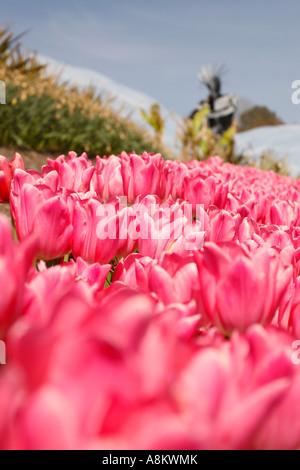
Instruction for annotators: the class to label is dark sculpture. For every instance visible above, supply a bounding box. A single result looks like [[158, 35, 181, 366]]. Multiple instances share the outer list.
[[189, 65, 237, 135]]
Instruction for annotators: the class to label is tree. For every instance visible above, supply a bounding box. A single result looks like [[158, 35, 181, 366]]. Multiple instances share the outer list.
[[238, 105, 284, 132]]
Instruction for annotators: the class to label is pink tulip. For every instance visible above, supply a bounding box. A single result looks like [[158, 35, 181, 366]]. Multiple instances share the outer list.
[[10, 170, 73, 260], [160, 160, 188, 201], [43, 151, 95, 194], [72, 198, 119, 264], [183, 171, 228, 212], [0, 215, 36, 337], [23, 258, 111, 325], [279, 276, 300, 337], [0, 153, 24, 202], [120, 152, 164, 203], [3, 284, 168, 449], [268, 200, 300, 228], [235, 216, 260, 244], [149, 253, 200, 305], [113, 253, 155, 291], [74, 257, 111, 291], [0, 249, 299, 450], [206, 207, 236, 243], [196, 242, 292, 334], [260, 226, 294, 251], [93, 155, 124, 202], [95, 151, 165, 205], [137, 197, 205, 259], [176, 325, 300, 450], [106, 196, 139, 260], [2, 150, 300, 450], [114, 252, 200, 307]]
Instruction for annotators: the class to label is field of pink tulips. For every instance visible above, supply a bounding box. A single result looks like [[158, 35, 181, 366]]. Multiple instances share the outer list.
[[2, 150, 300, 450]]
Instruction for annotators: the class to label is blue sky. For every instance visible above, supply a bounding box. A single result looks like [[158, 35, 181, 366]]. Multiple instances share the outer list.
[[2, 0, 300, 123]]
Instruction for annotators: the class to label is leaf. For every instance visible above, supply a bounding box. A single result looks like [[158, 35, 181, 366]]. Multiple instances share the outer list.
[[192, 107, 210, 137]]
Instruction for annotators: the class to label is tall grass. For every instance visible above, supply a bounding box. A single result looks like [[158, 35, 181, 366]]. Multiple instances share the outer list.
[[0, 25, 164, 157]]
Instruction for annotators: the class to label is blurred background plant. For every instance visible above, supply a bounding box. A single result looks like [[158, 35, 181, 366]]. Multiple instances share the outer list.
[[0, 26, 44, 77], [0, 25, 291, 176], [238, 105, 284, 132], [235, 149, 290, 176], [141, 103, 164, 149], [140, 101, 289, 175], [0, 25, 164, 157], [175, 107, 237, 162]]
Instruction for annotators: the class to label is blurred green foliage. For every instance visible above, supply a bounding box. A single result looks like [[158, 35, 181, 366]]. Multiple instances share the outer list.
[[0, 83, 162, 156], [236, 150, 289, 176], [141, 103, 165, 150], [0, 25, 164, 157], [238, 105, 284, 132], [176, 107, 237, 163]]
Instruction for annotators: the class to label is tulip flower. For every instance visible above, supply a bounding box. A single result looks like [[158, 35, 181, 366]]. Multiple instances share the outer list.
[[2, 151, 300, 450], [206, 207, 236, 243], [104, 196, 139, 260], [43, 151, 95, 194], [183, 171, 228, 212], [0, 153, 24, 202], [279, 276, 300, 337], [137, 197, 205, 259], [268, 200, 300, 228], [72, 198, 119, 264], [114, 252, 200, 307], [93, 155, 124, 202], [120, 152, 164, 204], [113, 253, 155, 292], [196, 242, 293, 334], [0, 215, 36, 337], [176, 325, 300, 450], [10, 170, 73, 260]]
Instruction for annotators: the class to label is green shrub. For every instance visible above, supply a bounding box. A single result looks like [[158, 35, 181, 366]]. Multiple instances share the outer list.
[[0, 25, 164, 157], [0, 83, 162, 156], [238, 106, 284, 132]]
